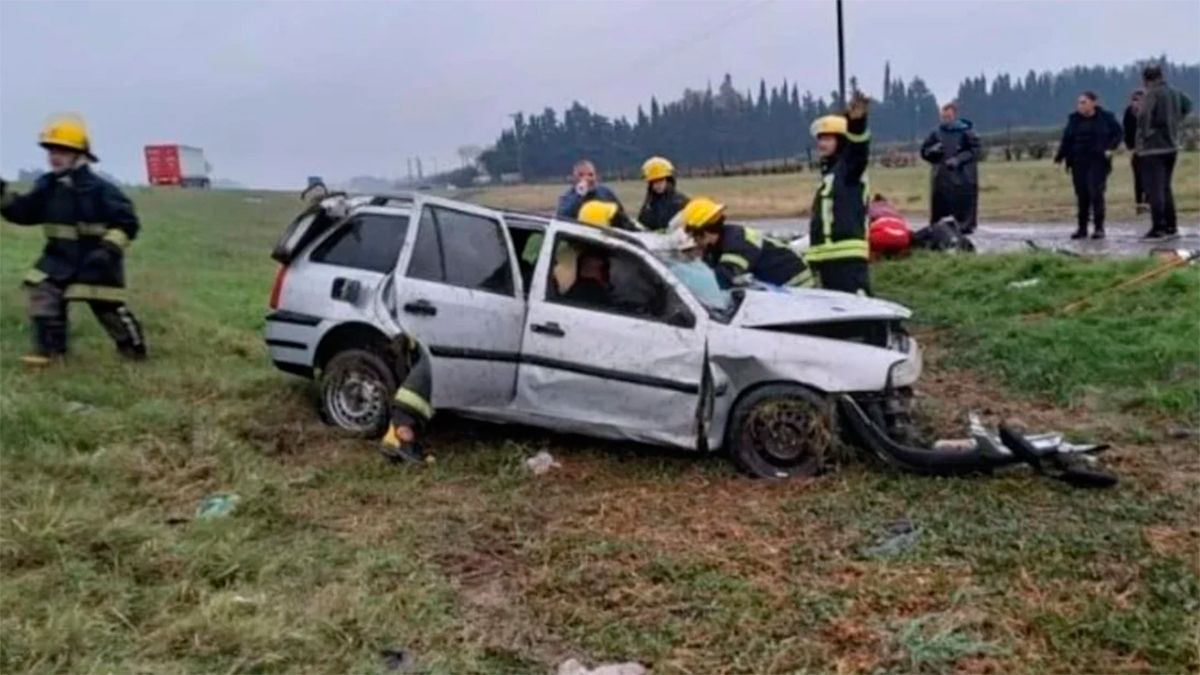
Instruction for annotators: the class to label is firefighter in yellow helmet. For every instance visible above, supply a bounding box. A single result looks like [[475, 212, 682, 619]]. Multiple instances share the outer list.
[[576, 198, 637, 230], [806, 93, 872, 295], [637, 156, 689, 231], [0, 114, 147, 365], [682, 197, 813, 289]]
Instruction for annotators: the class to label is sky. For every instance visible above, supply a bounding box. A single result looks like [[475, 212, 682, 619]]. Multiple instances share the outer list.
[[2, 0, 1198, 189]]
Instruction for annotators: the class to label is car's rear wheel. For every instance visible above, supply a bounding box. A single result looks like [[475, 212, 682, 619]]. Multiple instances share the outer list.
[[727, 384, 835, 479], [319, 349, 398, 437]]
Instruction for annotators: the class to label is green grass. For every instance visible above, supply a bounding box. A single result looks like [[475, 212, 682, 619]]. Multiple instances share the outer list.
[[875, 253, 1200, 425], [464, 152, 1200, 222], [1, 188, 1198, 673]]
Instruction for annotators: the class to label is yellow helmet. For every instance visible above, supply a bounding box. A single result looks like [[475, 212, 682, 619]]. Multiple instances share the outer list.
[[810, 115, 848, 138], [642, 156, 674, 183], [577, 200, 619, 228], [39, 113, 97, 160], [680, 197, 726, 231]]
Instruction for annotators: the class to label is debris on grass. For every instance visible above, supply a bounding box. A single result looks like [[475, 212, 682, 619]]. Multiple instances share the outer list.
[[1007, 277, 1042, 289], [556, 658, 647, 675], [64, 400, 96, 415], [196, 493, 240, 519], [525, 451, 562, 476], [862, 518, 922, 559], [379, 647, 412, 671]]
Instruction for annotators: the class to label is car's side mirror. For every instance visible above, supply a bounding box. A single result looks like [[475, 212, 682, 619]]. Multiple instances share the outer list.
[[331, 277, 361, 304]]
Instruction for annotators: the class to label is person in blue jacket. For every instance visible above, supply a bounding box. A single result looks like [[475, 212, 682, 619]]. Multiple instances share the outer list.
[[555, 159, 622, 220]]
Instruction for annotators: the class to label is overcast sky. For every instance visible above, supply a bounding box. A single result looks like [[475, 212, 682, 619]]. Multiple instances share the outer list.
[[2, 0, 1197, 188]]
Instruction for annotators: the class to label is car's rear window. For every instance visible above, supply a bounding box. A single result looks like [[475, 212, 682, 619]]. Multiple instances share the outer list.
[[310, 213, 409, 273]]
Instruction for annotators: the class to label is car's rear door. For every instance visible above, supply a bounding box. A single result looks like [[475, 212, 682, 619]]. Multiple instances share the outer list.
[[515, 225, 708, 448], [392, 200, 525, 410]]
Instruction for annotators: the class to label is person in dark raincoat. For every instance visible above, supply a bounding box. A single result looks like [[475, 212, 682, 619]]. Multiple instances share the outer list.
[[920, 103, 981, 233]]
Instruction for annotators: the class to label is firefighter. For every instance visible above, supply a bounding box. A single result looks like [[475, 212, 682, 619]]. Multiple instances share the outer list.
[[637, 156, 689, 231], [577, 199, 636, 229], [0, 114, 147, 365], [806, 93, 872, 295], [379, 337, 435, 464], [682, 197, 813, 290]]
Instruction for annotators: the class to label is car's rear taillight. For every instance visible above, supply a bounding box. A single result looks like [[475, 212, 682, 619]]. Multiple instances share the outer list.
[[269, 265, 287, 309]]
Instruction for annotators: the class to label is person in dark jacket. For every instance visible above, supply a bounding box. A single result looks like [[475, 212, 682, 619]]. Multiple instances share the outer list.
[[1053, 91, 1123, 239], [556, 159, 622, 220], [681, 197, 813, 290], [806, 93, 872, 294], [920, 103, 981, 233], [0, 115, 146, 365], [1122, 89, 1147, 213], [637, 156, 689, 230], [1136, 65, 1194, 240]]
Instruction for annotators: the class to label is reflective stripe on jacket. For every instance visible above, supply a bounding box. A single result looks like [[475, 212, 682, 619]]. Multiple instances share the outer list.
[[807, 116, 870, 263], [707, 224, 813, 288], [1, 165, 139, 298]]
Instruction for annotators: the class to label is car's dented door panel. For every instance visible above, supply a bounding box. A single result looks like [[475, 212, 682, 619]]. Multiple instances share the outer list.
[[514, 226, 709, 449]]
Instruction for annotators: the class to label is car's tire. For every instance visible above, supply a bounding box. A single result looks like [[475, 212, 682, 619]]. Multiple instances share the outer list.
[[727, 384, 836, 479], [318, 349, 398, 438]]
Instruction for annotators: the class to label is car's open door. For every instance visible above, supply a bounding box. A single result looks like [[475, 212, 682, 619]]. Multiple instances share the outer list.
[[514, 223, 711, 449], [389, 197, 526, 410]]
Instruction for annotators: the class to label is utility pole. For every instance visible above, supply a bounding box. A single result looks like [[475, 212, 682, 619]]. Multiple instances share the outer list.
[[836, 0, 847, 109]]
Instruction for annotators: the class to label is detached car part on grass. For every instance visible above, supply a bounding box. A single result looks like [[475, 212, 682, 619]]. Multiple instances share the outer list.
[[839, 396, 1118, 488], [262, 192, 1112, 485]]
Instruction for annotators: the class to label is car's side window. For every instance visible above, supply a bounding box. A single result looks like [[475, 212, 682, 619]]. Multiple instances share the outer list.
[[546, 233, 694, 328], [406, 206, 515, 296], [407, 208, 445, 282], [309, 213, 409, 273]]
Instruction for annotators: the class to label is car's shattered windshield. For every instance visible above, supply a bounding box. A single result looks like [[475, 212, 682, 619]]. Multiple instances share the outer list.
[[653, 251, 737, 319]]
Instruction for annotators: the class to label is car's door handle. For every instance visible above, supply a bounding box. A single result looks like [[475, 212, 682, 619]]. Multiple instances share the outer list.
[[403, 299, 438, 316], [530, 321, 565, 337]]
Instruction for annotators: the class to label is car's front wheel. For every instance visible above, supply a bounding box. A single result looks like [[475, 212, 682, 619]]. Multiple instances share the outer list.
[[727, 384, 836, 478], [319, 349, 398, 437]]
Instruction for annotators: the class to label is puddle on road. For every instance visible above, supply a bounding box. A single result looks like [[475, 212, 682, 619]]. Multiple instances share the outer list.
[[749, 219, 1200, 257]]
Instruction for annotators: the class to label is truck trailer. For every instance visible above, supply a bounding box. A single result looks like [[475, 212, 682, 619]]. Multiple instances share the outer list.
[[144, 144, 210, 188]]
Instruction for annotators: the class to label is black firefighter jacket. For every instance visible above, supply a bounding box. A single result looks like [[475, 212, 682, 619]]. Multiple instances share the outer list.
[[1, 164, 139, 302]]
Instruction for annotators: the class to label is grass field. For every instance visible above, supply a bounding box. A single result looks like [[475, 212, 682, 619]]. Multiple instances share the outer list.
[[464, 152, 1200, 223], [1, 188, 1198, 673]]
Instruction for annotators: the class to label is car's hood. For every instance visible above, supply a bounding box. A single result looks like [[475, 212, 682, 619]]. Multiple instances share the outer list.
[[733, 288, 911, 327]]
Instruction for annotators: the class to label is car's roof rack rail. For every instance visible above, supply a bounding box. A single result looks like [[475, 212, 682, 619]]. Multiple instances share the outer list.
[[345, 191, 416, 207]]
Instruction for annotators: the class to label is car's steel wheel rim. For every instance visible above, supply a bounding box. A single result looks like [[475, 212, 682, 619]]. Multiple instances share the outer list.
[[743, 398, 832, 467], [325, 362, 386, 431]]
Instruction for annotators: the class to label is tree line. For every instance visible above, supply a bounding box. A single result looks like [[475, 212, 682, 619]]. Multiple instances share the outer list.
[[476, 58, 1199, 181]]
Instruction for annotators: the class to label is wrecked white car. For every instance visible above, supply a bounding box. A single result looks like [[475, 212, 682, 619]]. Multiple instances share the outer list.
[[264, 193, 922, 477]]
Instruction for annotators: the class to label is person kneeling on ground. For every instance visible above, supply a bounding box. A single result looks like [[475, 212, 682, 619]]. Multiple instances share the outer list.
[[682, 197, 814, 290], [806, 93, 872, 295], [379, 337, 435, 464], [1, 113, 147, 365], [637, 156, 689, 231]]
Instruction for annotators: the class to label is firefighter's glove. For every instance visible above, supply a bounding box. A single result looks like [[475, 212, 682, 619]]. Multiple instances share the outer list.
[[943, 157, 960, 169], [82, 241, 122, 275]]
